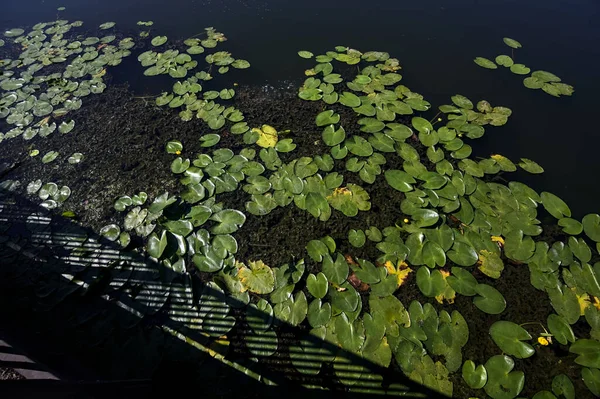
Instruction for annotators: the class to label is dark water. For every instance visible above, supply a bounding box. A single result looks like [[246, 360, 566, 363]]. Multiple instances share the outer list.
[[4, 0, 600, 216]]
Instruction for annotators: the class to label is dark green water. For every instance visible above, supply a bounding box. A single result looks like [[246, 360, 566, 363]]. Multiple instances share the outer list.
[[3, 0, 600, 216]]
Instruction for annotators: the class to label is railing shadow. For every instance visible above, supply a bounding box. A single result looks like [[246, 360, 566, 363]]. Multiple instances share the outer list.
[[0, 188, 447, 398]]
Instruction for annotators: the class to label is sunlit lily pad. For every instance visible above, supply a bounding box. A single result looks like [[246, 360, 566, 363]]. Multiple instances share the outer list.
[[151, 36, 167, 46], [474, 57, 497, 69], [510, 64, 530, 75], [503, 37, 522, 48]]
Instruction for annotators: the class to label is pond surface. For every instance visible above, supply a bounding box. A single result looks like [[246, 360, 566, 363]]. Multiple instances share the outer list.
[[4, 0, 600, 215], [2, 1, 600, 398]]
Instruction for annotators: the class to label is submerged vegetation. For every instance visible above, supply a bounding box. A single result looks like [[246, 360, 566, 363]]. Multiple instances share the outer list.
[[0, 12, 596, 399]]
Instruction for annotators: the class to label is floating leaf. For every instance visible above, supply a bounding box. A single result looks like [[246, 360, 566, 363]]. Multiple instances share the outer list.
[[495, 55, 514, 67], [298, 50, 314, 59], [474, 57, 497, 69], [237, 260, 275, 294], [552, 374, 575, 399], [541, 192, 571, 219], [484, 355, 524, 399], [503, 37, 522, 49], [547, 314, 575, 345], [210, 209, 246, 234], [151, 36, 167, 46], [510, 64, 530, 75], [42, 151, 59, 164], [583, 214, 600, 242], [462, 360, 487, 389], [306, 273, 328, 299], [315, 110, 340, 126], [473, 284, 506, 314], [348, 229, 366, 248], [518, 158, 544, 174], [489, 321, 535, 359]]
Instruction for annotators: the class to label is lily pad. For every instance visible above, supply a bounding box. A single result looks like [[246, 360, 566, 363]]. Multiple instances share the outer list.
[[237, 260, 275, 294], [510, 64, 530, 75], [495, 55, 514, 67], [474, 57, 497, 69], [473, 284, 506, 314], [151, 36, 167, 46], [503, 37, 522, 49], [484, 355, 524, 399], [348, 229, 366, 248], [518, 158, 544, 174], [489, 321, 535, 359], [298, 50, 314, 59]]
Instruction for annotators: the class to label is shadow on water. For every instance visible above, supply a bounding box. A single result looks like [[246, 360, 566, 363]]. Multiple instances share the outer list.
[[0, 188, 447, 398]]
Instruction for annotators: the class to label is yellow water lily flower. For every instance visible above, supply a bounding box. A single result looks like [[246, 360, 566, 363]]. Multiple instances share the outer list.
[[403, 218, 409, 223], [175, 150, 181, 155], [538, 336, 549, 346], [491, 236, 505, 245]]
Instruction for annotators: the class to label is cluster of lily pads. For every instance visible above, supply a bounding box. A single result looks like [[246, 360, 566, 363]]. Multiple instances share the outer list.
[[96, 39, 600, 398], [2, 16, 598, 398], [474, 37, 574, 98], [108, 39, 600, 398], [25, 180, 71, 209], [140, 27, 250, 125], [0, 19, 137, 144]]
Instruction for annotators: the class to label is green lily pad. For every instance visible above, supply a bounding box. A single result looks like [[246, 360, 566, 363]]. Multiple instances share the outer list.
[[541, 191, 571, 219], [447, 267, 478, 296], [339, 92, 361, 107], [171, 157, 190, 173], [210, 209, 246, 234], [147, 230, 168, 259], [275, 138, 296, 153], [306, 272, 328, 299], [583, 368, 600, 397], [166, 140, 183, 154], [322, 253, 349, 285], [484, 355, 524, 399], [503, 37, 522, 49], [473, 284, 506, 314], [447, 241, 478, 266], [474, 57, 497, 69], [552, 374, 575, 399], [246, 298, 274, 333], [200, 133, 221, 147], [99, 22, 116, 29], [298, 50, 314, 59], [307, 299, 332, 328], [237, 260, 275, 294], [570, 339, 600, 368], [4, 28, 25, 38], [490, 321, 535, 359], [495, 55, 514, 67], [518, 158, 544, 174], [151, 36, 167, 46], [385, 170, 415, 192], [510, 64, 530, 75], [547, 314, 575, 345], [315, 110, 340, 126], [558, 218, 582, 235], [42, 151, 59, 164], [462, 360, 487, 389], [583, 214, 600, 242], [358, 118, 385, 133], [349, 229, 366, 248], [100, 224, 121, 241]]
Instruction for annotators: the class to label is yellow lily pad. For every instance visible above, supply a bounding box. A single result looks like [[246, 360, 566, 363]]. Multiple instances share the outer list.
[[253, 124, 278, 148]]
